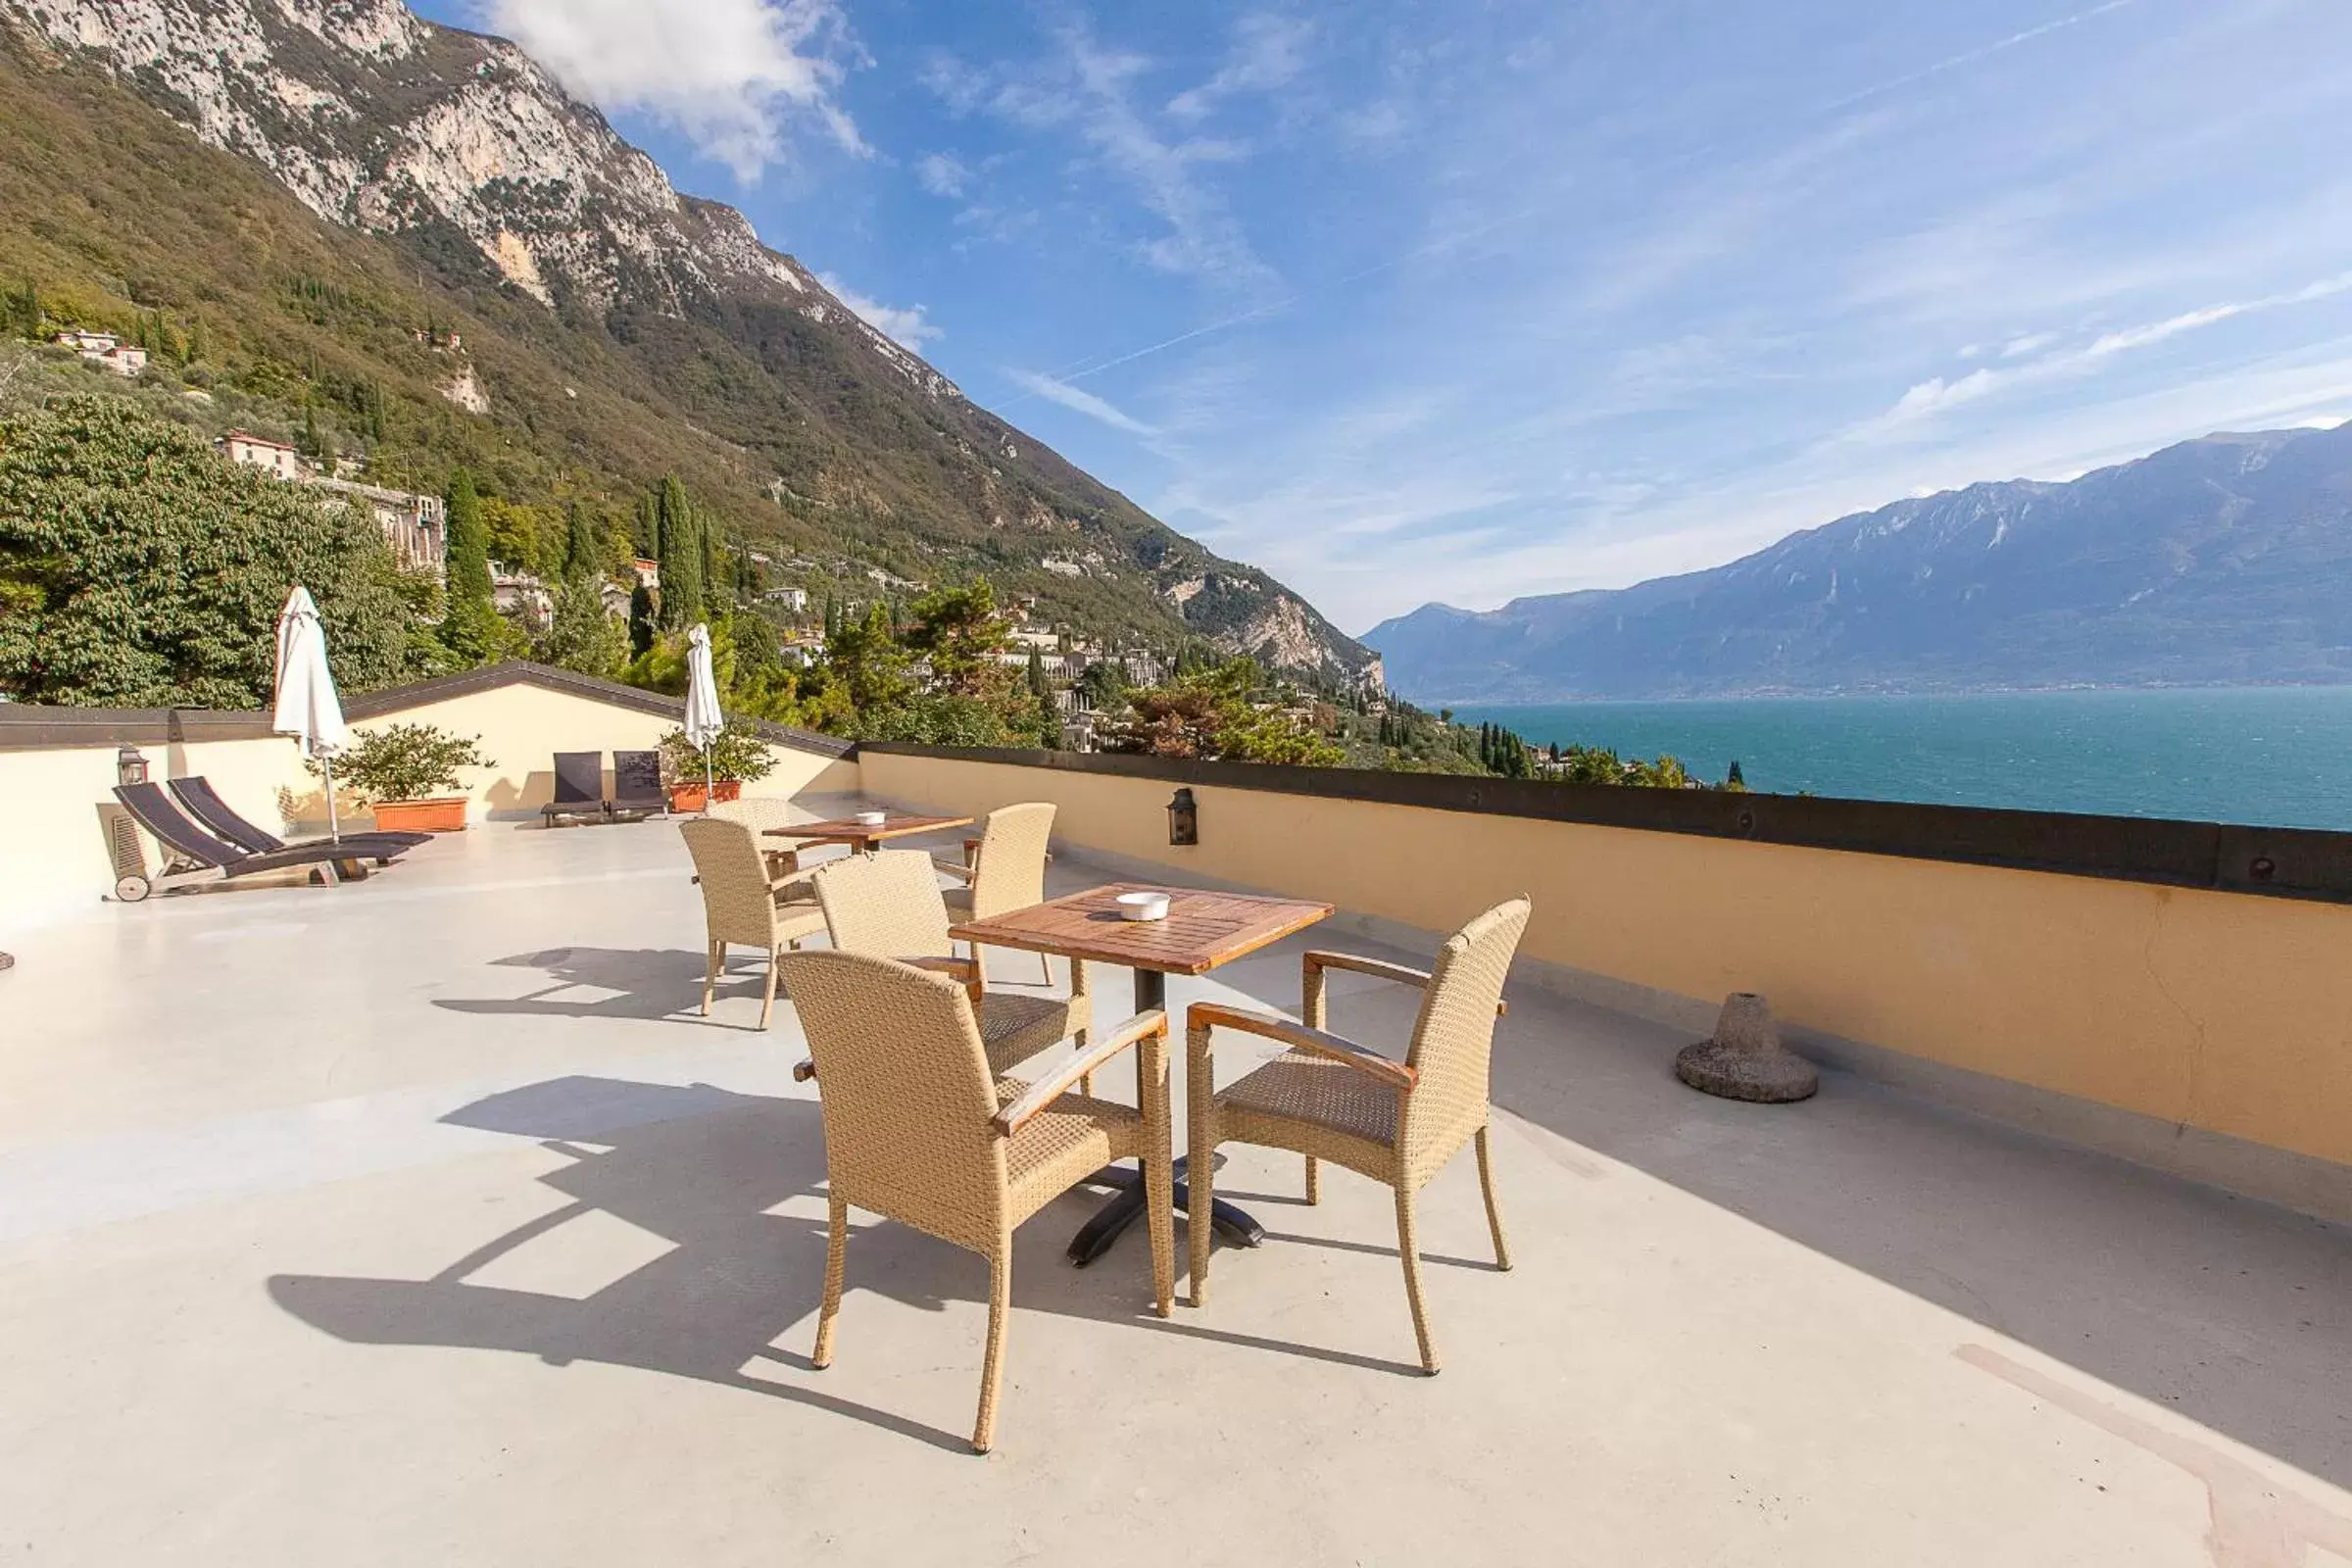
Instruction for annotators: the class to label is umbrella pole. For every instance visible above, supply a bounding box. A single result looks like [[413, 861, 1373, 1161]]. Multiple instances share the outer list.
[[703, 746, 713, 815], [323, 753, 341, 844]]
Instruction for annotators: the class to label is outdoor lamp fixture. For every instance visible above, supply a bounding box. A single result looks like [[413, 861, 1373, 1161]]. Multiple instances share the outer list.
[[116, 745, 149, 787], [1167, 787, 1200, 847]]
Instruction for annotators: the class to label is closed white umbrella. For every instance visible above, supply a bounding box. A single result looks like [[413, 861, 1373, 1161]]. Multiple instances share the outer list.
[[273, 586, 349, 843], [683, 622, 723, 811]]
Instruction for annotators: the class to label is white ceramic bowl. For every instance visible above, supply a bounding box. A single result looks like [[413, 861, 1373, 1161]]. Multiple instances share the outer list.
[[854, 810, 889, 827], [1116, 891, 1172, 923]]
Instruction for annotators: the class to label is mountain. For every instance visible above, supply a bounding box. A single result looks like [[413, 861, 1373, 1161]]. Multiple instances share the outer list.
[[1366, 424, 2352, 702], [0, 0, 1374, 679]]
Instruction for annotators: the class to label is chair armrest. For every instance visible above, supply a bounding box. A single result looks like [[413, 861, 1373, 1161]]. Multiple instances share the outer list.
[[1186, 1002, 1418, 1092], [904, 955, 978, 981], [1302, 950, 1508, 1019], [994, 1011, 1167, 1136], [931, 855, 977, 883]]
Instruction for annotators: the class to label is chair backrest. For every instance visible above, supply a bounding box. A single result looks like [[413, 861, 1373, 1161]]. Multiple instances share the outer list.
[[1399, 898, 1532, 1183], [552, 752, 605, 808], [612, 750, 662, 805], [708, 796, 798, 837], [170, 776, 283, 854], [967, 802, 1055, 920], [113, 782, 245, 869], [812, 850, 955, 961], [678, 817, 776, 949], [776, 948, 1005, 1250]]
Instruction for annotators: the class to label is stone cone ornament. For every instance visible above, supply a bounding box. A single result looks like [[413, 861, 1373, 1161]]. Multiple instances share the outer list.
[[1675, 993, 1818, 1103]]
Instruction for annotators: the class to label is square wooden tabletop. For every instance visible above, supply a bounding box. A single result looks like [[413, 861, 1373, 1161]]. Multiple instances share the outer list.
[[950, 882, 1334, 976], [763, 812, 972, 845]]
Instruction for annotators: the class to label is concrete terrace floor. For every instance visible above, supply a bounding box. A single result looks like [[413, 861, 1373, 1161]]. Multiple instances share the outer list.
[[5, 813, 2352, 1566]]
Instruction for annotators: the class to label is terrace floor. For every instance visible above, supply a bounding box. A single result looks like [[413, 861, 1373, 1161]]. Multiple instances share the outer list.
[[4, 809, 2352, 1565]]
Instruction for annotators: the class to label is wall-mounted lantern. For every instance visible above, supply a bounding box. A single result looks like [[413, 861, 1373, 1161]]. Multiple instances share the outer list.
[[1167, 787, 1199, 847], [116, 745, 150, 787]]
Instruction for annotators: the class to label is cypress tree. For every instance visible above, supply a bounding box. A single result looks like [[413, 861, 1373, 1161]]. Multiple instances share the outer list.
[[1027, 645, 1050, 699], [654, 476, 703, 630], [562, 503, 600, 581], [441, 467, 499, 662], [1727, 759, 1745, 789]]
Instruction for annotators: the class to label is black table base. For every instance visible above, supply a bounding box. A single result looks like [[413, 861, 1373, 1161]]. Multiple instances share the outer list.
[[1064, 964, 1266, 1267]]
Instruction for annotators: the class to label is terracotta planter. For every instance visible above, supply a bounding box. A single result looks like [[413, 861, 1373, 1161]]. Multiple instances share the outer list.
[[668, 783, 709, 813], [370, 797, 469, 833], [712, 779, 743, 803]]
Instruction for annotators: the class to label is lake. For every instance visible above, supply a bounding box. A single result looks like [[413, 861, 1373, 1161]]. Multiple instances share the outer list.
[[1452, 688, 2352, 830]]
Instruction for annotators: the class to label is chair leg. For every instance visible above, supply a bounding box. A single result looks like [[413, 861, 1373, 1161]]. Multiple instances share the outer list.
[[811, 1189, 847, 1369], [973, 1245, 1012, 1453], [701, 942, 720, 1017], [1396, 1188, 1440, 1374], [1038, 949, 1054, 986], [1476, 1124, 1512, 1271], [1187, 1024, 1216, 1306], [759, 954, 780, 1031], [1304, 1155, 1320, 1204]]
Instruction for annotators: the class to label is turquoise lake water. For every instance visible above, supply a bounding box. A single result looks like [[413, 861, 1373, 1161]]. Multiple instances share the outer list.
[[1452, 689, 2352, 830]]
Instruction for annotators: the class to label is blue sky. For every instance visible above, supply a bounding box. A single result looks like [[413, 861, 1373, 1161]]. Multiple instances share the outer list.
[[421, 0, 2352, 633]]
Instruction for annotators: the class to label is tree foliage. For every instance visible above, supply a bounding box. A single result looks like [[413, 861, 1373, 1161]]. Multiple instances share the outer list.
[[1098, 657, 1345, 766], [0, 396, 411, 706]]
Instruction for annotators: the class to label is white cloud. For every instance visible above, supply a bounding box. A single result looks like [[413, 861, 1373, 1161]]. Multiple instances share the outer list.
[[474, 0, 866, 181], [925, 30, 1276, 291], [1841, 268, 2352, 442], [1167, 14, 1312, 122], [816, 273, 941, 349], [915, 152, 968, 198], [1005, 370, 1157, 435]]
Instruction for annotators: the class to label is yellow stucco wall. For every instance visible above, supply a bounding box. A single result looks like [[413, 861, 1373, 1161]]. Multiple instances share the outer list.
[[860, 751, 2352, 1174], [0, 680, 857, 927]]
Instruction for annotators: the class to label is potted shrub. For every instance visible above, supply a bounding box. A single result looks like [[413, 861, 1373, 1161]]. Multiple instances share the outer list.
[[312, 722, 496, 833], [659, 720, 778, 812]]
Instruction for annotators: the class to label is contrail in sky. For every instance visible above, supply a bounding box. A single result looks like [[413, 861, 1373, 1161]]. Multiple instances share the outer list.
[[1821, 0, 2140, 113]]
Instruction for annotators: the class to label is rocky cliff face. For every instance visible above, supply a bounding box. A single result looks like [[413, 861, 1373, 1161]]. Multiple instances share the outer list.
[[2, 0, 1372, 678], [1368, 424, 2352, 701]]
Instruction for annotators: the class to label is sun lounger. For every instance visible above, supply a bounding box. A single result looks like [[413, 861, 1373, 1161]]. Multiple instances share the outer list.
[[612, 750, 664, 819], [110, 783, 383, 903], [541, 751, 609, 826], [169, 776, 426, 860]]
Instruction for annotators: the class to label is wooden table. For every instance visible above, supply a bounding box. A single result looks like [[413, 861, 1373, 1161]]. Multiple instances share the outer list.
[[764, 812, 972, 857], [951, 882, 1336, 1265]]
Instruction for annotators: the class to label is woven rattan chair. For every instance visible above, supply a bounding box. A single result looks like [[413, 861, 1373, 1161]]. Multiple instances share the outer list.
[[938, 802, 1056, 985], [779, 947, 1172, 1453], [812, 850, 1089, 1077], [678, 817, 830, 1029], [1185, 898, 1532, 1372], [708, 795, 821, 900]]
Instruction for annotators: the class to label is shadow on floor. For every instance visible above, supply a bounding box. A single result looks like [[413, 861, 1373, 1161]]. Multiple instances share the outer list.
[[430, 948, 757, 1023], [268, 1073, 1417, 1453], [1189, 920, 2352, 1493]]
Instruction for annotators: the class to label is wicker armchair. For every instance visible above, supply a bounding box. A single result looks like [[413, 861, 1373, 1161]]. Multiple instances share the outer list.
[[811, 850, 1089, 1078], [678, 817, 830, 1030], [1184, 898, 1532, 1372], [779, 948, 1172, 1452], [938, 802, 1056, 984], [707, 795, 821, 900]]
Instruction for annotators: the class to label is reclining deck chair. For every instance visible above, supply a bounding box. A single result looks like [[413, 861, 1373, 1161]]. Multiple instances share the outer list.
[[110, 783, 387, 903], [170, 776, 426, 859]]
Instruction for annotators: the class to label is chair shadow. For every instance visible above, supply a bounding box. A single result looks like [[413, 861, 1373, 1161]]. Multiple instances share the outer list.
[[267, 1073, 1386, 1451], [430, 948, 752, 1023]]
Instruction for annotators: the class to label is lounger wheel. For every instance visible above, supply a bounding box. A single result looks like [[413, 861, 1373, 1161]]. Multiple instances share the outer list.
[[115, 873, 152, 904]]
